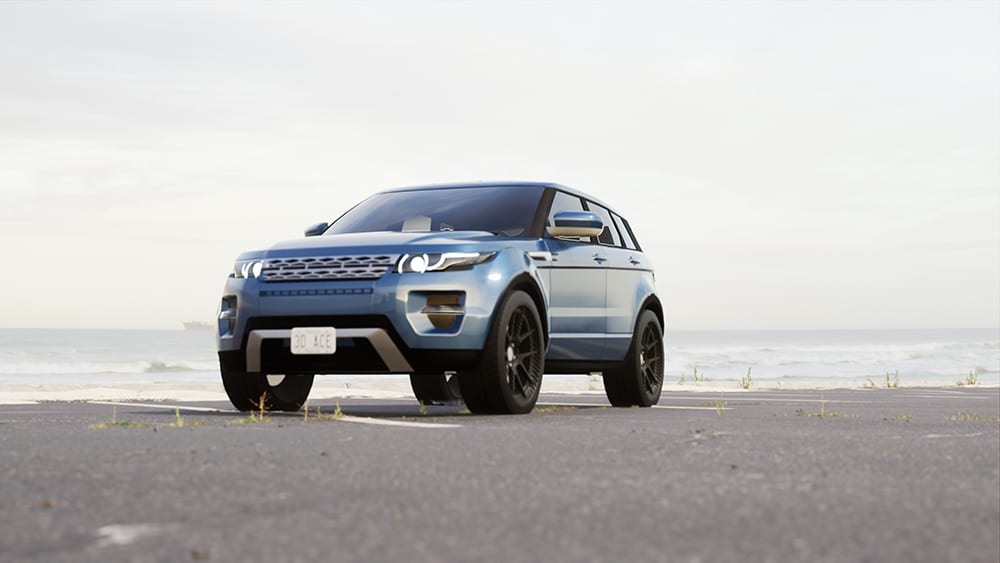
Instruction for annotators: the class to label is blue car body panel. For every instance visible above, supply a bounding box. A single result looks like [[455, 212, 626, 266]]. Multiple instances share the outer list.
[[217, 182, 659, 375]]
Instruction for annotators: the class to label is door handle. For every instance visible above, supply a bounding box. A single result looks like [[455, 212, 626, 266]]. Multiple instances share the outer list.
[[629, 257, 641, 266], [592, 254, 607, 263]]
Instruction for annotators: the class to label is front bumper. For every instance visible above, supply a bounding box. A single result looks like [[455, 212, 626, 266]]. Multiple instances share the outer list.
[[216, 255, 529, 373]]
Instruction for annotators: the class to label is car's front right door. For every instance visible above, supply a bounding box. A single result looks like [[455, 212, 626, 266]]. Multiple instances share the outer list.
[[541, 190, 608, 361]]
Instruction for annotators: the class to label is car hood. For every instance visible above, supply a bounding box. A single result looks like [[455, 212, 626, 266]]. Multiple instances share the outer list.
[[245, 231, 510, 259]]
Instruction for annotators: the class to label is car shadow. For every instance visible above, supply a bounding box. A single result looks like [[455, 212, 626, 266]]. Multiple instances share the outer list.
[[96, 399, 605, 421]]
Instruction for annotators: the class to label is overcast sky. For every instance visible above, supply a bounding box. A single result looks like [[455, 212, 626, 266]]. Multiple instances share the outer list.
[[1, 1, 997, 330]]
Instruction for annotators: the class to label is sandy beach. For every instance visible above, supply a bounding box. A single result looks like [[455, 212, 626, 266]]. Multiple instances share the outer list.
[[2, 375, 996, 406], [1, 327, 996, 405]]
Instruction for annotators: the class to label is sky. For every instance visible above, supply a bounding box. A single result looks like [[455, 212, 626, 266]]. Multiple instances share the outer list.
[[0, 0, 997, 330]]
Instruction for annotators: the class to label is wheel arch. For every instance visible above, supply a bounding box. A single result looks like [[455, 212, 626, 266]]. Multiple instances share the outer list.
[[639, 294, 664, 332], [503, 272, 550, 347]]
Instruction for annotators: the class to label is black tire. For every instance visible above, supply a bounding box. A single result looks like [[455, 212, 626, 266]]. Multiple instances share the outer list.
[[221, 367, 314, 412], [459, 290, 545, 414], [409, 372, 463, 405], [604, 310, 664, 407]]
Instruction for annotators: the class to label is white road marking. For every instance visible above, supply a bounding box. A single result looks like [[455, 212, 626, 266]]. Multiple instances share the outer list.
[[655, 405, 731, 411], [536, 401, 728, 411], [90, 400, 462, 428], [95, 523, 171, 547], [677, 397, 872, 404], [900, 393, 990, 399], [922, 432, 984, 439], [338, 415, 461, 429], [88, 401, 230, 413]]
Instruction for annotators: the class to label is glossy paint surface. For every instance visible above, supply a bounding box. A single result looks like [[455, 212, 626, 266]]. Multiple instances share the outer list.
[[218, 183, 658, 369]]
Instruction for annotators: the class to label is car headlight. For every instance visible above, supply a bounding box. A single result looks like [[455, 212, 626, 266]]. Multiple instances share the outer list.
[[234, 260, 264, 279], [396, 252, 496, 273]]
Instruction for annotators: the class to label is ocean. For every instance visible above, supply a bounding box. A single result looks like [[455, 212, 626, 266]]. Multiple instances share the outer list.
[[0, 328, 997, 391]]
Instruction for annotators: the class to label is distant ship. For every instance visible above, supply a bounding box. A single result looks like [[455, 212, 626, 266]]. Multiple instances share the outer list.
[[183, 321, 214, 331]]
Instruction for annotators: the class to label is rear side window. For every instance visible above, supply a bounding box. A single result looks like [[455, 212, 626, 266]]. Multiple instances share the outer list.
[[619, 217, 642, 251], [547, 190, 590, 243], [612, 213, 637, 250]]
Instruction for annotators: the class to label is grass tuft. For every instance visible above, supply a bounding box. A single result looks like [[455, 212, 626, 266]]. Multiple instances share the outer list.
[[714, 398, 727, 416], [885, 370, 900, 388], [795, 396, 856, 418], [957, 370, 978, 386], [534, 405, 578, 413], [740, 367, 753, 390], [89, 406, 149, 429], [949, 412, 1000, 423]]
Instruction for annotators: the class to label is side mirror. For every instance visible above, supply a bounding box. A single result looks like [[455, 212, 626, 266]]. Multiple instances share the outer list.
[[546, 211, 603, 238], [304, 222, 329, 237]]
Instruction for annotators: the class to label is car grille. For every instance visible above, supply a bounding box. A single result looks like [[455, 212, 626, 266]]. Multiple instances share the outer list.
[[262, 255, 397, 282]]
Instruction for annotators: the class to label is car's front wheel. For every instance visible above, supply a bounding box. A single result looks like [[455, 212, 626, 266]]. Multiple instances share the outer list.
[[221, 368, 314, 412], [604, 310, 664, 407], [459, 290, 544, 414], [409, 372, 463, 405]]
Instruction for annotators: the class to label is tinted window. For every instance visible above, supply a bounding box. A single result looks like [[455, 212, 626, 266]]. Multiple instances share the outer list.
[[546, 190, 590, 243], [620, 217, 642, 251], [613, 213, 637, 250], [586, 202, 621, 247], [327, 186, 545, 237]]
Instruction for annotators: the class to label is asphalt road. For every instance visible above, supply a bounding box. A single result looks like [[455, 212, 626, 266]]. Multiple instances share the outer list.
[[1, 387, 998, 563]]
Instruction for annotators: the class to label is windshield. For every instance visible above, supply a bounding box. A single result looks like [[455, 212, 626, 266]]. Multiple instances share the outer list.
[[326, 186, 545, 237]]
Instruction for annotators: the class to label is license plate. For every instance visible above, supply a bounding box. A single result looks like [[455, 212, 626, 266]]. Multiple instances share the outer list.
[[290, 327, 337, 355]]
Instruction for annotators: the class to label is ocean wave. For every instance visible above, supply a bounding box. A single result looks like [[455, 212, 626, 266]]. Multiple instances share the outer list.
[[144, 361, 197, 373], [0, 359, 217, 376]]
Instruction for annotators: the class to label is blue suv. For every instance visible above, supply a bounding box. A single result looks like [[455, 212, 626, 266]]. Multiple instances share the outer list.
[[217, 182, 663, 414]]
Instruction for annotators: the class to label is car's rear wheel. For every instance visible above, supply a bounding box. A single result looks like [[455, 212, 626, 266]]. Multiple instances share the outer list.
[[221, 367, 314, 412], [409, 372, 463, 405], [604, 310, 664, 407], [459, 290, 544, 414]]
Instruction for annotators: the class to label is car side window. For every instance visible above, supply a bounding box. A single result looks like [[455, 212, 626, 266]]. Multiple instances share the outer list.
[[612, 213, 637, 250], [585, 202, 622, 247], [547, 191, 591, 243]]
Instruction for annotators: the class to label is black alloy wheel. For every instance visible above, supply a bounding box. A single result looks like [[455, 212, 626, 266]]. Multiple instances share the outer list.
[[409, 372, 463, 405], [221, 368, 314, 412], [459, 290, 544, 414], [604, 310, 663, 407]]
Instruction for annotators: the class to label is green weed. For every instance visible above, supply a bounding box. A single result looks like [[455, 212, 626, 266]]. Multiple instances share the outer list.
[[885, 370, 900, 388], [949, 412, 1000, 423], [795, 397, 856, 418], [588, 375, 601, 391], [714, 399, 727, 416], [89, 406, 148, 430], [740, 367, 753, 390], [534, 405, 579, 413], [303, 403, 344, 422], [957, 370, 978, 386], [233, 392, 272, 424]]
